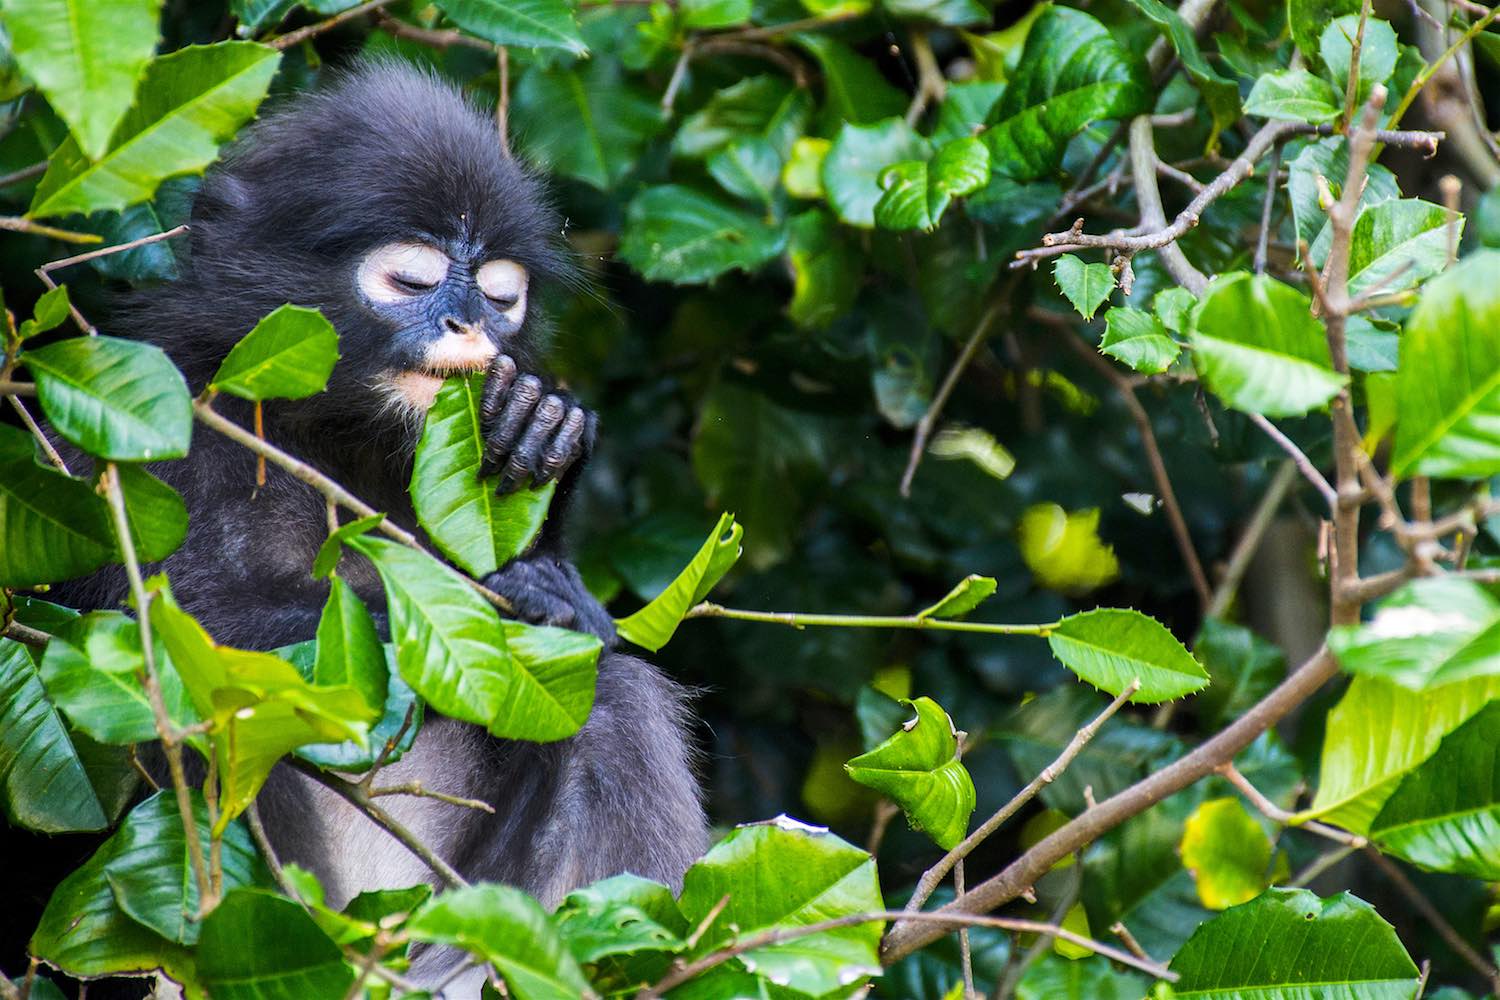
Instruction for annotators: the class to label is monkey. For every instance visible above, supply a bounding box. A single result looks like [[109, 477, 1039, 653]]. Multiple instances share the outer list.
[[50, 61, 707, 990]]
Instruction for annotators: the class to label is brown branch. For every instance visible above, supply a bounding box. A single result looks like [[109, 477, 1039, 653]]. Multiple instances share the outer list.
[[0, 216, 102, 244], [269, 0, 397, 49], [903, 31, 946, 127], [906, 680, 1138, 911], [880, 645, 1339, 962], [0, 379, 36, 396], [1217, 763, 1364, 848], [6, 396, 68, 472], [37, 224, 188, 275], [2, 621, 50, 647], [370, 780, 496, 813], [0, 161, 47, 188], [373, 11, 497, 51], [1248, 413, 1336, 511]]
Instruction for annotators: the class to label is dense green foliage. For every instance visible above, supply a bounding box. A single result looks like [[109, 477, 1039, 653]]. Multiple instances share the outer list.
[[5, 0, 1500, 996]]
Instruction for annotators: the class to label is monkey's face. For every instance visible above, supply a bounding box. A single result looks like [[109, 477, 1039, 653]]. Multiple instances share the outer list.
[[355, 238, 530, 411]]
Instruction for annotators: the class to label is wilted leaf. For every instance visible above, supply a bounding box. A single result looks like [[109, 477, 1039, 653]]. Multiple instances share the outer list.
[[846, 697, 976, 849]]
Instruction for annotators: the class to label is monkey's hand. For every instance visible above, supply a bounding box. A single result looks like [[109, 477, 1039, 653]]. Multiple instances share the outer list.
[[483, 556, 617, 645], [479, 355, 597, 495]]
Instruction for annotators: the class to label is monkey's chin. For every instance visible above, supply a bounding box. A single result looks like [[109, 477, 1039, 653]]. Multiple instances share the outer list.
[[384, 371, 448, 410]]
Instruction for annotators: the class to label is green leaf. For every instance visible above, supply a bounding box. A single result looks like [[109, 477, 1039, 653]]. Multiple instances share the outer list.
[[1347, 198, 1455, 298], [1100, 306, 1179, 374], [1244, 68, 1341, 123], [1320, 16, 1398, 106], [1288, 138, 1399, 264], [24, 335, 192, 460], [408, 884, 590, 1000], [39, 611, 196, 745], [823, 117, 927, 228], [885, 0, 986, 24], [0, 423, 115, 587], [105, 792, 270, 945], [347, 536, 598, 740], [782, 137, 830, 199], [512, 60, 661, 191], [17, 284, 71, 341], [555, 874, 686, 967], [618, 185, 786, 284], [1152, 285, 1196, 335], [1328, 577, 1500, 690], [1168, 889, 1419, 997], [1017, 503, 1119, 595], [1123, 0, 1239, 135], [786, 208, 860, 329], [673, 76, 811, 160], [918, 574, 997, 620], [679, 818, 884, 995], [1289, 0, 1359, 65], [1393, 249, 1500, 478], [1306, 673, 1500, 833], [311, 514, 383, 580], [314, 575, 388, 713], [1052, 254, 1114, 320], [708, 137, 781, 208], [1194, 618, 1286, 729], [1017, 955, 1147, 1000], [981, 6, 1150, 180], [411, 373, 554, 578], [230, 0, 296, 34], [432, 0, 585, 54], [928, 426, 1015, 480], [1370, 702, 1500, 878], [0, 638, 109, 832], [680, 0, 750, 28], [30, 41, 280, 219], [0, 0, 162, 159], [846, 697, 976, 849], [209, 304, 339, 401], [113, 462, 188, 563], [1179, 798, 1274, 910], [1189, 272, 1345, 417], [616, 513, 742, 652], [874, 136, 990, 231], [1047, 608, 1209, 703], [199, 889, 353, 999], [795, 35, 908, 129], [932, 79, 1005, 143]]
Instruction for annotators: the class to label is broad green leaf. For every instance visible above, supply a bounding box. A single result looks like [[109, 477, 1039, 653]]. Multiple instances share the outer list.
[[1168, 889, 1419, 998], [1347, 198, 1455, 298], [512, 60, 661, 190], [1328, 577, 1500, 689], [1189, 272, 1345, 417], [982, 6, 1149, 180], [314, 575, 387, 713], [0, 0, 161, 159], [1194, 618, 1286, 729], [24, 335, 191, 460], [1244, 68, 1341, 123], [932, 79, 1005, 143], [1393, 250, 1500, 478], [555, 874, 686, 967], [17, 284, 71, 341], [679, 818, 884, 995], [786, 208, 860, 329], [1288, 138, 1400, 264], [1017, 503, 1119, 595], [918, 574, 997, 620], [113, 462, 188, 563], [680, 0, 750, 28], [1370, 703, 1500, 878], [432, 0, 585, 53], [311, 513, 383, 580], [105, 791, 270, 945], [1320, 16, 1398, 107], [795, 35, 907, 129], [198, 889, 353, 999], [0, 638, 109, 832], [408, 884, 590, 1000], [411, 373, 554, 577], [209, 304, 339, 401], [1306, 673, 1500, 833], [874, 137, 990, 231], [30, 41, 280, 219], [1017, 954, 1147, 1000], [1124, 0, 1239, 135], [1053, 254, 1114, 320], [347, 536, 597, 740], [1047, 608, 1209, 703], [1179, 798, 1273, 910], [783, 137, 830, 199], [39, 611, 196, 744], [823, 117, 926, 228], [673, 76, 812, 160], [618, 185, 786, 284], [928, 426, 1015, 480], [1152, 285, 1197, 335], [230, 0, 296, 33], [708, 137, 780, 208], [0, 423, 115, 587], [30, 800, 197, 982], [149, 579, 374, 829], [1100, 306, 1179, 374], [846, 697, 976, 849], [616, 513, 742, 652], [285, 641, 418, 773], [1289, 0, 1360, 65]]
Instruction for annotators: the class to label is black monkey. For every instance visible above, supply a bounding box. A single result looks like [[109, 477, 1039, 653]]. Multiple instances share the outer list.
[[55, 62, 706, 989]]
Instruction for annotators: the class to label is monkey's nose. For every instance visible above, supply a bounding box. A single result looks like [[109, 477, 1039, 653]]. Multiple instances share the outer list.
[[443, 317, 482, 338]]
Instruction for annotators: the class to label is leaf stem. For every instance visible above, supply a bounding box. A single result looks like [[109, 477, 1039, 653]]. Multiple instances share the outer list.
[[684, 602, 1051, 635]]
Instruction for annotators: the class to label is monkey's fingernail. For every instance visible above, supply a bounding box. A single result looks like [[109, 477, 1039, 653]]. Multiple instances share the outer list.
[[496, 471, 524, 494]]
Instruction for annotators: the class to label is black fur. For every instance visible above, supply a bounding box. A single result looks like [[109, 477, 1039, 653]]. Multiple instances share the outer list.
[[55, 61, 705, 992]]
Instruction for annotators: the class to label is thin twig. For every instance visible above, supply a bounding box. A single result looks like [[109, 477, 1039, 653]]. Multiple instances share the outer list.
[[904, 31, 946, 127], [1362, 847, 1500, 992], [370, 780, 496, 813], [0, 379, 35, 396], [0, 217, 102, 244], [1254, 145, 1282, 274], [684, 602, 1049, 636], [0, 161, 46, 188], [1248, 413, 1336, 511], [7, 396, 68, 472], [1217, 763, 1365, 847], [268, 0, 396, 49], [2, 621, 49, 647], [1127, 115, 1208, 293], [372, 11, 497, 51], [906, 681, 1139, 911], [496, 48, 511, 158], [38, 225, 188, 275], [1289, 843, 1355, 887]]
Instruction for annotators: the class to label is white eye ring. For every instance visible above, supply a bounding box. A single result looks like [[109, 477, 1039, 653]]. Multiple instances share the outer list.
[[476, 259, 528, 320], [358, 242, 449, 304]]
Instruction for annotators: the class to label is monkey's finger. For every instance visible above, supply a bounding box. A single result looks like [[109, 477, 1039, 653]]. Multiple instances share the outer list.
[[533, 406, 588, 486], [480, 373, 543, 478], [480, 355, 519, 423], [498, 394, 566, 493]]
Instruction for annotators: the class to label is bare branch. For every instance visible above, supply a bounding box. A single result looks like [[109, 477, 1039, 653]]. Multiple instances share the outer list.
[[1248, 413, 1336, 511], [269, 0, 397, 49], [0, 216, 103, 244]]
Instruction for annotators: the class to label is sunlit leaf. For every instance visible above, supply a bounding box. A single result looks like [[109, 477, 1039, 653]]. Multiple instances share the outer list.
[[616, 513, 742, 652], [113, 462, 188, 563], [314, 575, 388, 713], [918, 575, 997, 620], [1047, 608, 1209, 703], [1017, 503, 1119, 595], [432, 0, 585, 54], [1320, 15, 1398, 107], [1100, 306, 1179, 374], [618, 185, 785, 284], [1329, 577, 1500, 690], [1243, 68, 1340, 123], [1347, 198, 1455, 299], [198, 889, 352, 998], [1179, 798, 1273, 910], [1053, 255, 1114, 320], [823, 117, 926, 228], [209, 304, 339, 401], [846, 697, 976, 849]]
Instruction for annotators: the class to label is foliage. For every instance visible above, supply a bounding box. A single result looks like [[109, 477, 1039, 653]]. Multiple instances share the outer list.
[[2, 0, 1500, 996]]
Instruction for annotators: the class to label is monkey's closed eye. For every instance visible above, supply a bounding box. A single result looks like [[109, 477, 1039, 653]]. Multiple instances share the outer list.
[[358, 241, 449, 305], [477, 259, 528, 315]]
